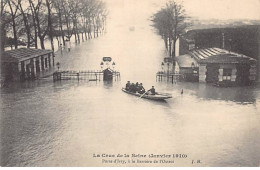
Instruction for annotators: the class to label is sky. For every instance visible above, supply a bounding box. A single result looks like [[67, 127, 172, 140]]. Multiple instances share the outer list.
[[106, 0, 260, 22]]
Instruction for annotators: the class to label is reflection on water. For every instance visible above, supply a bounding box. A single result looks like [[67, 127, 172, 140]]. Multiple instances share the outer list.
[[1, 5, 260, 167], [1, 76, 260, 167]]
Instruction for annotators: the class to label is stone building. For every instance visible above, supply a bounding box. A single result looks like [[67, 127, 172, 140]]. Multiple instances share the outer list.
[[1, 48, 54, 81], [175, 48, 257, 86], [179, 25, 260, 81]]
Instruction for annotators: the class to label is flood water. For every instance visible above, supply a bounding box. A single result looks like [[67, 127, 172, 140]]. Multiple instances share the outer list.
[[1, 1, 260, 167]]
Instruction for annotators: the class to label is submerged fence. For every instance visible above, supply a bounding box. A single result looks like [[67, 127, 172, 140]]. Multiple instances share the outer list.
[[156, 71, 182, 84], [53, 70, 120, 82]]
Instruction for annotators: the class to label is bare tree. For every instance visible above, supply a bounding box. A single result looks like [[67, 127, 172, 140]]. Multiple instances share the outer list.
[[1, 0, 107, 52], [7, 0, 21, 49], [29, 0, 49, 49], [46, 0, 54, 52], [151, 0, 190, 58], [18, 1, 32, 48], [0, 0, 8, 52], [52, 0, 65, 45]]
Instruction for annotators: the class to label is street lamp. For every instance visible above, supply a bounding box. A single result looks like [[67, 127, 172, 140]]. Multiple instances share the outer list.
[[191, 62, 197, 74], [167, 62, 170, 74], [191, 62, 195, 69], [100, 62, 104, 69], [161, 62, 164, 73], [56, 62, 60, 71], [112, 62, 115, 69]]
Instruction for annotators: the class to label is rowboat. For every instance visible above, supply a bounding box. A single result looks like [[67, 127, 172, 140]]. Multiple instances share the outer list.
[[122, 88, 172, 101]]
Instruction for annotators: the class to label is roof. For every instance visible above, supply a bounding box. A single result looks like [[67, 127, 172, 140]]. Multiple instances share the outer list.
[[103, 68, 114, 72], [189, 48, 256, 64], [175, 54, 198, 68], [2, 48, 53, 62]]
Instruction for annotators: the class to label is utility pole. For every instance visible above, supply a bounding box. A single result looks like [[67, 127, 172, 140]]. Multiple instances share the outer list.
[[222, 33, 225, 49]]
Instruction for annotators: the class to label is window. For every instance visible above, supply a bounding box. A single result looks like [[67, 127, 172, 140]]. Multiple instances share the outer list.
[[223, 68, 232, 81]]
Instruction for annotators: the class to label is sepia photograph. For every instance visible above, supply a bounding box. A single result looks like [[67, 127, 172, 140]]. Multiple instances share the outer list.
[[0, 0, 260, 167]]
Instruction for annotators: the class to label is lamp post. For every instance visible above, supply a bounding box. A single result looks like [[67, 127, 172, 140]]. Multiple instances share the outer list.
[[167, 62, 170, 74], [191, 62, 195, 69], [56, 62, 60, 71], [100, 62, 104, 70], [161, 62, 164, 73], [112, 62, 115, 69]]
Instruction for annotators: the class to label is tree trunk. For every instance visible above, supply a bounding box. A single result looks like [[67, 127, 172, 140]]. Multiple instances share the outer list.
[[172, 38, 176, 57], [27, 32, 30, 48], [164, 36, 168, 50], [168, 37, 172, 57], [12, 19, 18, 49], [34, 25, 38, 48], [0, 23, 6, 52], [74, 30, 77, 44], [58, 11, 65, 46], [92, 18, 96, 38], [96, 26, 99, 37], [19, 4, 30, 48], [46, 0, 54, 53], [172, 39, 176, 67], [29, 2, 38, 49], [85, 31, 87, 40], [40, 37, 45, 49]]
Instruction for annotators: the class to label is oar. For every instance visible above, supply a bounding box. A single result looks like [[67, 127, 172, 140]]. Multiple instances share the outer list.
[[139, 90, 148, 99]]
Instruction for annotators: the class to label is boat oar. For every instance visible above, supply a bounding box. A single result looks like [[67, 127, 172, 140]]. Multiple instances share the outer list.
[[139, 90, 148, 99]]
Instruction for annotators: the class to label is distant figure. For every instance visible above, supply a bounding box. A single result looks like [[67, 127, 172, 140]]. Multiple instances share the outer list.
[[148, 86, 156, 95], [135, 82, 139, 91], [181, 89, 183, 95], [138, 83, 145, 94], [129, 83, 136, 93], [125, 81, 131, 91]]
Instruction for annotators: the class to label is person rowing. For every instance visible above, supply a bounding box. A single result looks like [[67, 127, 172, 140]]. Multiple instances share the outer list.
[[147, 86, 156, 95]]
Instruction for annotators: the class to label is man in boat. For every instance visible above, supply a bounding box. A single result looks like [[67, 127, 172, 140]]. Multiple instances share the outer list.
[[147, 86, 156, 95], [129, 83, 136, 93], [125, 81, 131, 91], [135, 82, 139, 92], [138, 83, 145, 94]]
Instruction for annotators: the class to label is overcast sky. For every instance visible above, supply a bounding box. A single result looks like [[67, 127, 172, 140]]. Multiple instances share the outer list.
[[106, 0, 260, 22]]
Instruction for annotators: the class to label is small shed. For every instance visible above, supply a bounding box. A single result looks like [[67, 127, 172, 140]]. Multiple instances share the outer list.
[[175, 54, 199, 82], [1, 48, 54, 81], [103, 68, 114, 81]]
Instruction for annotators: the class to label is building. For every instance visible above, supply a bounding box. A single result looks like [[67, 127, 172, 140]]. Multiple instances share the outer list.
[[175, 48, 257, 86], [1, 48, 54, 81], [179, 25, 260, 80]]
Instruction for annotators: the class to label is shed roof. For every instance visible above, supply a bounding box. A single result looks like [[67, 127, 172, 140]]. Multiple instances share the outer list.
[[2, 48, 53, 63], [189, 48, 256, 64], [175, 54, 198, 68]]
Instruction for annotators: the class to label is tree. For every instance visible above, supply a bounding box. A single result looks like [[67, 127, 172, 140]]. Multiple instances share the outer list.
[[7, 0, 21, 49], [18, 1, 32, 48], [29, 0, 49, 49], [46, 0, 54, 52], [151, 0, 190, 58], [52, 0, 65, 45], [1, 0, 107, 52], [0, 0, 8, 52]]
